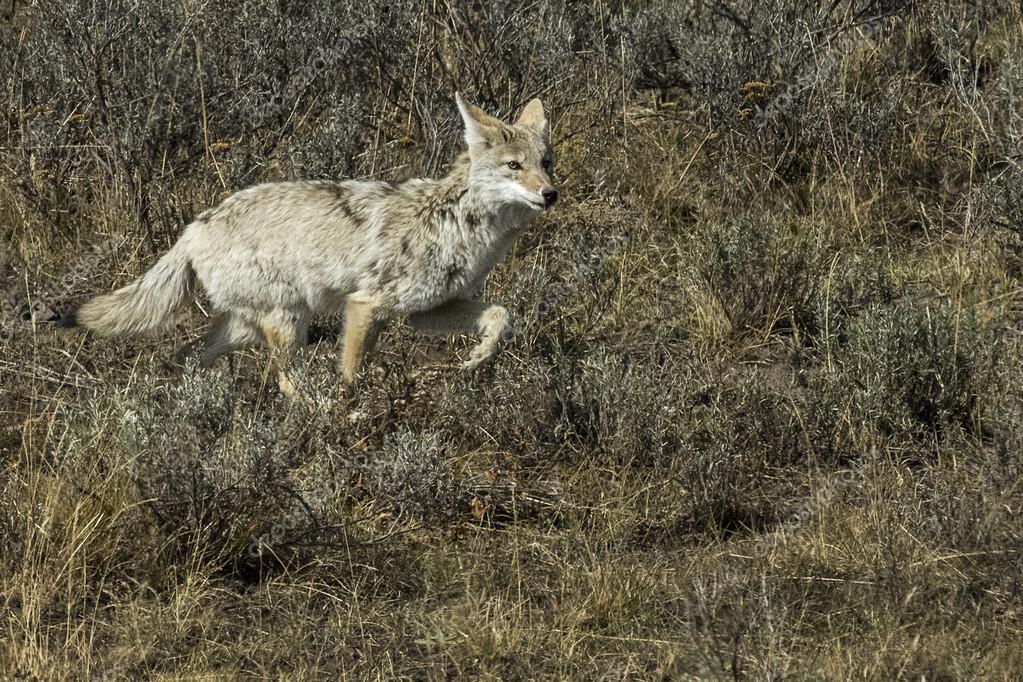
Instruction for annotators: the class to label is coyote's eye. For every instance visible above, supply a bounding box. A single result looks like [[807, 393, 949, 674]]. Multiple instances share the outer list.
[[542, 158, 553, 173], [506, 160, 521, 171]]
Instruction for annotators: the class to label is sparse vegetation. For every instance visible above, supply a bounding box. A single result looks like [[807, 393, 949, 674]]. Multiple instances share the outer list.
[[2, 0, 1023, 678]]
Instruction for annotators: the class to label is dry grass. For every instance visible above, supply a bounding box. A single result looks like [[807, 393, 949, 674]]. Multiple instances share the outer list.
[[2, 0, 1023, 679]]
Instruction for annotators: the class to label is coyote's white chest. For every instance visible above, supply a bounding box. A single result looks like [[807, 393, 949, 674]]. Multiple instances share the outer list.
[[389, 208, 524, 314]]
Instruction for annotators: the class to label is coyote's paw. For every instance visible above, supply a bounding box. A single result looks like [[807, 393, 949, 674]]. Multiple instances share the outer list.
[[277, 372, 316, 407], [461, 352, 496, 372]]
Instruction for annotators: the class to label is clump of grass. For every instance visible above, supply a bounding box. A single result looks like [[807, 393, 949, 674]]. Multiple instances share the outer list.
[[693, 214, 827, 343], [822, 300, 999, 444], [365, 428, 457, 523], [555, 349, 685, 465]]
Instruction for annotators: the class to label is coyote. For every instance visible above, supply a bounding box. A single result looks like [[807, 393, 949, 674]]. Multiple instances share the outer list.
[[66, 94, 558, 395]]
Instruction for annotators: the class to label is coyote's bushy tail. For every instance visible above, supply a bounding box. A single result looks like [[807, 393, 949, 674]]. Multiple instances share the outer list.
[[68, 240, 195, 337]]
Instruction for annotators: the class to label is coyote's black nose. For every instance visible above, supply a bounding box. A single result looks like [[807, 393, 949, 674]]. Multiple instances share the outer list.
[[542, 188, 559, 207]]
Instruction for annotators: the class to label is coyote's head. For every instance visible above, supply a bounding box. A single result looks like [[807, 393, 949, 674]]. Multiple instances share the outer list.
[[456, 93, 558, 213]]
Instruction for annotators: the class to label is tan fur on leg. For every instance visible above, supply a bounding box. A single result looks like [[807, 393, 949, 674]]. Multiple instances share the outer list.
[[258, 309, 307, 398], [340, 298, 381, 384]]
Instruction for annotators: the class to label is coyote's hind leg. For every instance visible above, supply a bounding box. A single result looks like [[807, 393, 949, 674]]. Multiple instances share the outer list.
[[199, 313, 263, 367], [257, 308, 309, 398], [170, 312, 260, 370]]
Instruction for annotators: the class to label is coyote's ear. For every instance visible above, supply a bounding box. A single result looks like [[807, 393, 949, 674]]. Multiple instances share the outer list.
[[456, 92, 503, 150], [515, 98, 548, 137]]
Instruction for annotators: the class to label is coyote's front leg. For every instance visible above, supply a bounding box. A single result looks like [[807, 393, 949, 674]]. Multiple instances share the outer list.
[[340, 296, 384, 384], [407, 299, 510, 370]]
